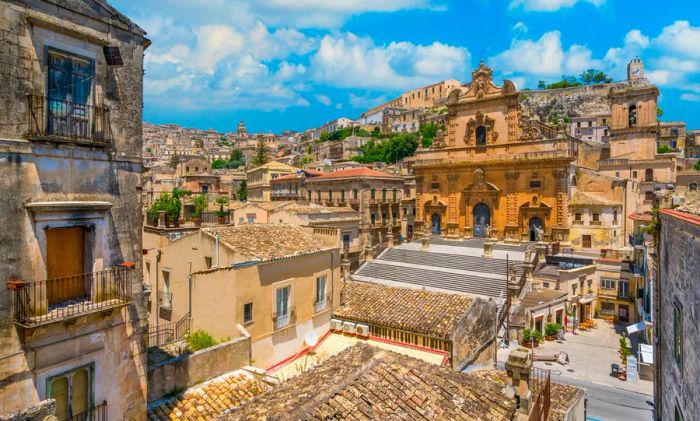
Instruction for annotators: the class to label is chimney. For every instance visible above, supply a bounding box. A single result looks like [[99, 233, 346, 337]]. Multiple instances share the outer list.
[[505, 347, 533, 415]]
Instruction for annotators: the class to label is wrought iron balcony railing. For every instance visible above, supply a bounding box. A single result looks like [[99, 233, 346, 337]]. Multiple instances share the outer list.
[[272, 307, 296, 330], [27, 95, 111, 145], [9, 267, 132, 327], [68, 401, 107, 421]]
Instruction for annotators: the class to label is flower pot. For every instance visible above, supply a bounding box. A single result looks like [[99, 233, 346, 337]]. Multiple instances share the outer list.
[[218, 216, 225, 224], [193, 218, 202, 227]]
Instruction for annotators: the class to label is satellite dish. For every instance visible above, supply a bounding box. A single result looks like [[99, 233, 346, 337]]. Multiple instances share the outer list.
[[305, 331, 319, 348]]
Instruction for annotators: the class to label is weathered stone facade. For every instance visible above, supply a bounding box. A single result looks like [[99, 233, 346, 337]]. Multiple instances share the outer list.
[[655, 209, 700, 421], [0, 0, 149, 419]]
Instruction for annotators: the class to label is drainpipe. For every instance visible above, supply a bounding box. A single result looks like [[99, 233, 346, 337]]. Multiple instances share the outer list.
[[155, 249, 162, 331], [188, 261, 193, 317]]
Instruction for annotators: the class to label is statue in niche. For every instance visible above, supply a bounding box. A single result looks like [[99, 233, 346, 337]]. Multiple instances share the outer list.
[[534, 225, 544, 242], [432, 128, 447, 149]]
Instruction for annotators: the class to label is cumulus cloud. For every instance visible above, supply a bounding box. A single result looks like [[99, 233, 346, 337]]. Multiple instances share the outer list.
[[509, 0, 605, 12], [489, 31, 596, 78], [680, 93, 700, 102], [310, 33, 469, 90], [654, 21, 700, 59], [314, 94, 332, 106]]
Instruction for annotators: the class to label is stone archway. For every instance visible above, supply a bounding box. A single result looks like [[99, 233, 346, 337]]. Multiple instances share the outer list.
[[529, 216, 543, 242], [473, 203, 491, 238]]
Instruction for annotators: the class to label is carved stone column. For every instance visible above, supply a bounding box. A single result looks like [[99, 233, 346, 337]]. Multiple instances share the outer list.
[[504, 171, 520, 242], [447, 173, 460, 238], [554, 169, 568, 227]]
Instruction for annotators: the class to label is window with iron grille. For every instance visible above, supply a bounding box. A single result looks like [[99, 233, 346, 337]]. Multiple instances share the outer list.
[[243, 302, 253, 324]]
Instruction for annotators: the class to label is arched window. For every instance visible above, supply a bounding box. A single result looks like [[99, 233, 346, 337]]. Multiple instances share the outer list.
[[476, 126, 487, 146], [690, 183, 698, 191], [645, 168, 653, 182], [628, 104, 637, 127]]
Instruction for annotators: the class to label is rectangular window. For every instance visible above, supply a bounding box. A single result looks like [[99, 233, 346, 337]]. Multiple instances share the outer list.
[[613, 211, 618, 224], [47, 49, 95, 138], [353, 189, 358, 199], [275, 286, 291, 329], [393, 189, 397, 201], [431, 182, 440, 190], [239, 217, 244, 224], [370, 189, 376, 199], [601, 278, 616, 289], [574, 213, 582, 221], [674, 301, 683, 369], [645, 191, 654, 201], [601, 302, 616, 315], [618, 280, 629, 298], [340, 190, 345, 201], [592, 213, 600, 222], [315, 275, 327, 312], [529, 180, 542, 189], [246, 214, 256, 224], [381, 189, 387, 201], [243, 302, 253, 324], [48, 365, 93, 421], [317, 191, 321, 201], [328, 190, 333, 200], [342, 233, 351, 250], [205, 256, 212, 269], [145, 261, 151, 285]]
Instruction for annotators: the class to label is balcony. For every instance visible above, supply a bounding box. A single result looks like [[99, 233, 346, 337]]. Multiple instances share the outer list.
[[9, 267, 133, 328], [272, 307, 296, 330], [590, 220, 602, 226], [27, 95, 111, 146], [69, 401, 108, 421]]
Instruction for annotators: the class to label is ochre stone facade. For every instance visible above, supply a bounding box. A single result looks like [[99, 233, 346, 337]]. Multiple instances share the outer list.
[[413, 62, 575, 242]]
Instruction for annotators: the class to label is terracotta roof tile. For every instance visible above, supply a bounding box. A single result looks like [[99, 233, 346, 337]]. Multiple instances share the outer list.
[[335, 281, 473, 338], [203, 224, 337, 261], [223, 344, 518, 420], [311, 167, 401, 180], [147, 371, 263, 420], [569, 191, 620, 207]]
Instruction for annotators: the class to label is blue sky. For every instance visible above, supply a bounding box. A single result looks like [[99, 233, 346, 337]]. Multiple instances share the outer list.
[[111, 0, 700, 134]]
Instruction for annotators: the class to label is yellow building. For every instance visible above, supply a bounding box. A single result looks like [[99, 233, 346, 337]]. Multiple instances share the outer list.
[[246, 161, 297, 202], [412, 62, 576, 243], [143, 224, 341, 368]]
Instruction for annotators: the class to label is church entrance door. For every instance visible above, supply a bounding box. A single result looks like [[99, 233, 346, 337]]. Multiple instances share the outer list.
[[473, 203, 491, 238], [431, 213, 441, 235], [529, 217, 543, 242]]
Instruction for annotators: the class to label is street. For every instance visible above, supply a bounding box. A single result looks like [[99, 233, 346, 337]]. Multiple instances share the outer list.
[[551, 375, 654, 421]]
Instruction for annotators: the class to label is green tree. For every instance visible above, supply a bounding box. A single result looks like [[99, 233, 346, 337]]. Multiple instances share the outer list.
[[192, 194, 208, 218], [579, 69, 613, 85], [657, 145, 672, 154], [169, 153, 180, 169], [353, 133, 419, 164], [546, 75, 581, 89], [252, 139, 268, 167], [537, 80, 546, 90], [419, 123, 439, 148], [657, 106, 664, 117], [211, 159, 227, 169], [694, 160, 700, 171], [319, 131, 331, 142], [237, 180, 248, 201]]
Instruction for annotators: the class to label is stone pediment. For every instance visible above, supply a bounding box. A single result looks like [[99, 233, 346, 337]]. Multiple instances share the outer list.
[[447, 61, 517, 104], [463, 168, 500, 193], [425, 196, 447, 208], [519, 196, 552, 210]]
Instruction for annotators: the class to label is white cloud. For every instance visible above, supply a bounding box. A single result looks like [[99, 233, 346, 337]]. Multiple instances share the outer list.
[[680, 93, 700, 102], [489, 31, 596, 78], [511, 22, 528, 37], [315, 94, 332, 105], [191, 25, 245, 74], [509, 0, 605, 12], [625, 29, 650, 49], [349, 93, 391, 109], [311, 33, 469, 90], [654, 21, 700, 59]]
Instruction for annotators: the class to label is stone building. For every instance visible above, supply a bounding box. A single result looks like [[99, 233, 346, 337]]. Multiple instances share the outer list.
[[0, 0, 149, 418], [269, 168, 322, 201], [568, 191, 624, 249], [569, 114, 610, 143], [657, 121, 686, 152], [655, 203, 700, 421], [246, 161, 296, 202], [186, 225, 341, 368], [305, 168, 407, 254], [412, 61, 576, 243]]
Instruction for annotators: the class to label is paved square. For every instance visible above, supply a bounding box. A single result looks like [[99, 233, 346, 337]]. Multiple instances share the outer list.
[[499, 318, 653, 395]]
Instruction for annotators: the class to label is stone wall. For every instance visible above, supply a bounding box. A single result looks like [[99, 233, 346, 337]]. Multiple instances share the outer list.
[[520, 79, 652, 122], [0, 0, 149, 418], [451, 297, 498, 370], [0, 399, 55, 421], [147, 336, 251, 403], [656, 212, 700, 420]]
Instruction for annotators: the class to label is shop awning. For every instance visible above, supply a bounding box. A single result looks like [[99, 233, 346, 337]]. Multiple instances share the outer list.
[[626, 321, 647, 334], [639, 344, 654, 364]]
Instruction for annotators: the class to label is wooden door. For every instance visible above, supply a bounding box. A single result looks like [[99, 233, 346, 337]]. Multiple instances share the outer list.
[[582, 235, 592, 249], [46, 227, 85, 305]]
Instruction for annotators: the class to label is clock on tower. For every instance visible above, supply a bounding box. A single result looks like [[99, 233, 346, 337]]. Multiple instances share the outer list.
[[627, 57, 644, 80]]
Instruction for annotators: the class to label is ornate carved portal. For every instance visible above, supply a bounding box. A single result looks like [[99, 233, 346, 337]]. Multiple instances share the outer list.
[[465, 112, 498, 145]]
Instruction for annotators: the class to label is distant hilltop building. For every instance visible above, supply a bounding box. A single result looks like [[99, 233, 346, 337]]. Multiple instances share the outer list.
[[237, 119, 248, 139]]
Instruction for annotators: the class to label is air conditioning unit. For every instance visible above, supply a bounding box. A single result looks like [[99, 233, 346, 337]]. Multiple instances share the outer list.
[[342, 321, 355, 334], [355, 323, 370, 337], [330, 319, 343, 331]]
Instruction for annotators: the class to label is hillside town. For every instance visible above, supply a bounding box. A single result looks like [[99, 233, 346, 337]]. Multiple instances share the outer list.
[[1, 1, 699, 421]]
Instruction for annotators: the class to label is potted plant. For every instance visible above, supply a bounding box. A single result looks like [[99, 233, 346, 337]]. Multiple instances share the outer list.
[[545, 323, 562, 341], [192, 194, 208, 226], [521, 329, 542, 348], [215, 197, 229, 224]]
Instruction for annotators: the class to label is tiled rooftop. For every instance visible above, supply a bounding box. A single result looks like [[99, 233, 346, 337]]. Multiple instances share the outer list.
[[335, 280, 473, 338], [147, 370, 263, 420], [310, 167, 402, 180], [225, 344, 517, 420], [204, 224, 337, 261], [569, 191, 620, 207]]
